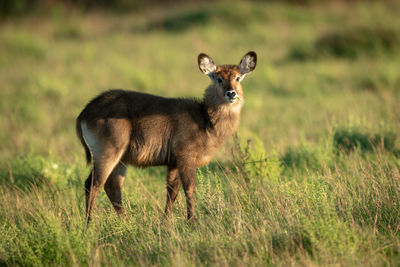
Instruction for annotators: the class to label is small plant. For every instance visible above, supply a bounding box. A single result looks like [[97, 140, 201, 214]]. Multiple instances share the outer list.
[[231, 136, 282, 184]]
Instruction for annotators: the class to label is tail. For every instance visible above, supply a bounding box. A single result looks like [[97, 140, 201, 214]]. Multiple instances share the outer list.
[[76, 116, 92, 165]]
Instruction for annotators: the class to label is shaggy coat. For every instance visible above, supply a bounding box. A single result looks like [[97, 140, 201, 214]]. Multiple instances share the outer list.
[[76, 52, 257, 223]]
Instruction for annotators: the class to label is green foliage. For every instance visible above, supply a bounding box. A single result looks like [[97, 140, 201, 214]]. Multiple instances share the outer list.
[[146, 8, 211, 32], [231, 136, 282, 184], [281, 141, 332, 172], [0, 0, 35, 16], [54, 24, 83, 40], [288, 42, 315, 61], [1, 0, 400, 265], [145, 4, 263, 32], [316, 27, 400, 58], [333, 127, 397, 154], [289, 27, 400, 60], [1, 145, 400, 265], [0, 155, 54, 190], [0, 33, 44, 62], [0, 0, 141, 15], [355, 64, 400, 93], [0, 155, 85, 190]]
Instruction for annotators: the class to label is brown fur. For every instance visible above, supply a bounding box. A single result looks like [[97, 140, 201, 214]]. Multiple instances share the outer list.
[[76, 52, 257, 223]]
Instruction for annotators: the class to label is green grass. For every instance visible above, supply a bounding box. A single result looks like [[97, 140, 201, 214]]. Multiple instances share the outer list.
[[1, 1, 400, 265], [288, 26, 400, 60]]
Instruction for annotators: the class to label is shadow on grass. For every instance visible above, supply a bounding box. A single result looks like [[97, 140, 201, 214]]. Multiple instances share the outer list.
[[143, 4, 262, 33], [146, 9, 210, 32], [0, 158, 42, 191], [271, 228, 314, 256], [288, 27, 400, 60], [0, 155, 73, 193], [281, 128, 399, 172], [281, 146, 323, 171], [333, 128, 398, 155]]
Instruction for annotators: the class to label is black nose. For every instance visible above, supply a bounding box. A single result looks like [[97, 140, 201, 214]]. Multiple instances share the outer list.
[[227, 91, 236, 98]]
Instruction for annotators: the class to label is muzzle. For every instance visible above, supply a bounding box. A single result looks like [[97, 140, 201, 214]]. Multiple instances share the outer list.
[[225, 90, 238, 102]]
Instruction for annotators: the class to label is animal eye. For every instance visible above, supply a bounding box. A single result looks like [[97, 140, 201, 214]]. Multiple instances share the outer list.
[[217, 77, 223, 84], [236, 76, 240, 82]]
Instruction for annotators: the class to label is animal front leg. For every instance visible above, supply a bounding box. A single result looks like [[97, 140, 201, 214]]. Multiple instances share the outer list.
[[179, 166, 197, 221], [164, 167, 181, 216]]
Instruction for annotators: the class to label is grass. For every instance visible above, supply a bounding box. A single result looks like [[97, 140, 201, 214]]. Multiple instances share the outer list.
[[333, 127, 398, 154], [1, 0, 400, 265], [288, 27, 400, 60]]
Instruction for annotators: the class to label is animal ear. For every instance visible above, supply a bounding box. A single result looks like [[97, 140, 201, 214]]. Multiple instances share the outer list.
[[198, 53, 216, 76], [238, 51, 257, 75]]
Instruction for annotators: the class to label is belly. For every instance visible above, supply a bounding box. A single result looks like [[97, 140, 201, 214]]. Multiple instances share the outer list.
[[123, 137, 171, 167]]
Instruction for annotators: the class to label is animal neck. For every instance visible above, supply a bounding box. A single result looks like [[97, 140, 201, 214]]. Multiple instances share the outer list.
[[203, 86, 243, 140]]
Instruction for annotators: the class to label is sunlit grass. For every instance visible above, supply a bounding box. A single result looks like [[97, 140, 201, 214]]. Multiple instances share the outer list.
[[0, 0, 400, 265]]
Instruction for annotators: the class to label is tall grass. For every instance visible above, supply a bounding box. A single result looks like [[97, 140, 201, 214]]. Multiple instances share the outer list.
[[1, 136, 399, 265], [0, 0, 400, 265]]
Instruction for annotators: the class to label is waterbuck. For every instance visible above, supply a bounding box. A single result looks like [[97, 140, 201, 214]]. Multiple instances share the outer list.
[[76, 51, 257, 223]]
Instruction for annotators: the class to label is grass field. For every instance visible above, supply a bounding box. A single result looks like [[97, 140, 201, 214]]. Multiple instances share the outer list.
[[1, 1, 400, 265]]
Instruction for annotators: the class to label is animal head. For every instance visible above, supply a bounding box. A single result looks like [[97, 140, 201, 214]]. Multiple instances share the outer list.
[[198, 51, 257, 106]]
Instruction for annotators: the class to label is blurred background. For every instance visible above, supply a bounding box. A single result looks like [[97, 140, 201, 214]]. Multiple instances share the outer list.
[[0, 0, 399, 161]]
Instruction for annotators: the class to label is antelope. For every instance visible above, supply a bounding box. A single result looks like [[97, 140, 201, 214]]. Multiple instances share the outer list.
[[76, 51, 257, 223]]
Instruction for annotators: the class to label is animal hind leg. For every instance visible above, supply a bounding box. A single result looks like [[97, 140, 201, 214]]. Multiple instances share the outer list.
[[104, 162, 127, 216], [81, 119, 130, 225], [85, 149, 125, 224]]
